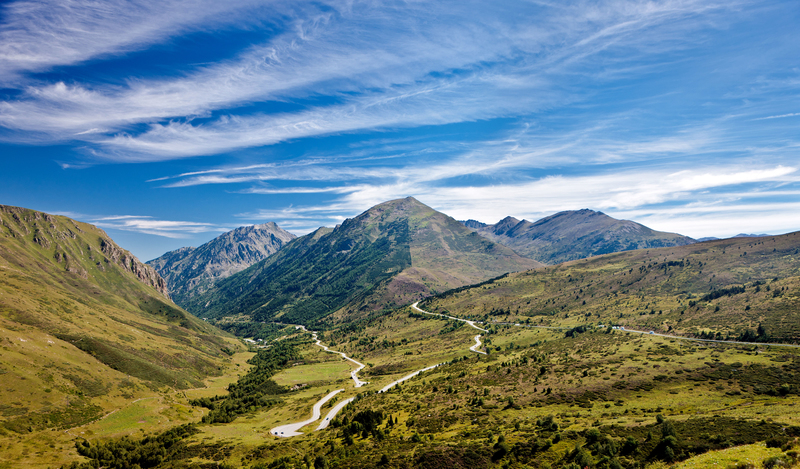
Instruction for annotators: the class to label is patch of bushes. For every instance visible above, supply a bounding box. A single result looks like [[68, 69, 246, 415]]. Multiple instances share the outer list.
[[62, 423, 198, 469], [195, 342, 300, 423]]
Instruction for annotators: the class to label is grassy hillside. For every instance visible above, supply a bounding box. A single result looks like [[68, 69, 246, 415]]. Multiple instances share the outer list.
[[422, 232, 800, 342], [10, 209, 798, 468], [0, 205, 241, 467], [186, 197, 540, 325], [59, 303, 800, 469]]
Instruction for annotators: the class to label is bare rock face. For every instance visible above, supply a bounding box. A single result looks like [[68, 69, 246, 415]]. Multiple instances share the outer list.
[[99, 238, 170, 297], [147, 222, 296, 306]]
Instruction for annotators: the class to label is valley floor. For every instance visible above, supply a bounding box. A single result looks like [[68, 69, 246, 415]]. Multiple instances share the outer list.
[[10, 299, 800, 469]]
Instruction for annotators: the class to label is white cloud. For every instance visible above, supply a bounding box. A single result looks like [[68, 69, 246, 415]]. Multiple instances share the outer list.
[[0, 0, 739, 160], [0, 0, 270, 80], [91, 215, 229, 238], [615, 202, 800, 239], [222, 163, 798, 237], [753, 112, 800, 120]]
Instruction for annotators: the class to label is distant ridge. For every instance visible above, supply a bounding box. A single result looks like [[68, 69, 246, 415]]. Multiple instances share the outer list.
[[466, 209, 695, 265], [148, 222, 296, 306], [185, 197, 542, 324], [461, 219, 488, 229], [697, 233, 772, 242]]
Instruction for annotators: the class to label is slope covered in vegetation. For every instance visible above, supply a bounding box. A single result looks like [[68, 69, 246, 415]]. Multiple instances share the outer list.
[[186, 197, 541, 325], [0, 205, 239, 456]]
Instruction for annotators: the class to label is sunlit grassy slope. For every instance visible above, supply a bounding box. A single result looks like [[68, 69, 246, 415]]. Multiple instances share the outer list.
[[423, 231, 800, 342], [0, 205, 242, 468], [103, 304, 800, 468]]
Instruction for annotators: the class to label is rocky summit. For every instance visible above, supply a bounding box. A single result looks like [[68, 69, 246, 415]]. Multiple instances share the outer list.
[[468, 209, 695, 265], [148, 222, 296, 306]]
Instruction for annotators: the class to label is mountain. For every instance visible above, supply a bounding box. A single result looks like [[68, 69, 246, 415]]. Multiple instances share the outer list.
[[467, 209, 695, 264], [0, 205, 236, 436], [461, 219, 488, 229], [423, 230, 800, 341], [184, 197, 542, 324], [147, 222, 295, 306]]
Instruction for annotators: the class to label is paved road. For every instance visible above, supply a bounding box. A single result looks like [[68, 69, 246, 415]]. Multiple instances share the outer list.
[[270, 389, 343, 437], [294, 325, 368, 387], [469, 334, 485, 354], [378, 363, 442, 393], [268, 326, 366, 438], [316, 396, 355, 430], [411, 302, 488, 355]]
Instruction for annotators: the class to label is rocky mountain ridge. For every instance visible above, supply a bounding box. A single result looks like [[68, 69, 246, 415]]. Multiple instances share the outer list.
[[1, 204, 169, 296], [147, 222, 296, 305], [466, 209, 695, 264]]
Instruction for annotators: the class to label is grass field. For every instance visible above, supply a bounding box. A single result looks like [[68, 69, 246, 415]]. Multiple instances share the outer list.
[[273, 361, 355, 387], [73, 305, 794, 468], [675, 442, 784, 469]]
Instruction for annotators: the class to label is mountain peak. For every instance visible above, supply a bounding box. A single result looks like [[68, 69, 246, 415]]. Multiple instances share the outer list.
[[461, 219, 488, 229], [187, 198, 541, 323], [148, 221, 296, 304], [475, 209, 694, 264]]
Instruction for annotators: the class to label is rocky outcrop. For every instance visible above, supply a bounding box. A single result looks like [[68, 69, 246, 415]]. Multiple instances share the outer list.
[[100, 237, 170, 297], [0, 204, 171, 299], [147, 222, 296, 306]]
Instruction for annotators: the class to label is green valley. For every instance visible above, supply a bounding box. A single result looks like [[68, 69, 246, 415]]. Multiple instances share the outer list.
[[2, 203, 799, 469]]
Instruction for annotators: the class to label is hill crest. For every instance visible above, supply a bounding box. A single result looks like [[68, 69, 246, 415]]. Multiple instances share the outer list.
[[469, 209, 694, 264]]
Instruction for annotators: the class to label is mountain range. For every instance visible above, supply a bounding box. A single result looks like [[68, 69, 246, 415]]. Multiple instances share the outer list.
[[463, 209, 695, 264], [2, 200, 798, 469], [147, 222, 295, 305], [182, 197, 542, 324]]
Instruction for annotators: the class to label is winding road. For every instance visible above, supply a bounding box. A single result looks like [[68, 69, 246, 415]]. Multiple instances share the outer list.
[[272, 307, 491, 438], [269, 326, 368, 437], [294, 325, 368, 387], [316, 396, 355, 430], [411, 302, 488, 355], [615, 326, 800, 348], [378, 363, 441, 393], [271, 389, 343, 437]]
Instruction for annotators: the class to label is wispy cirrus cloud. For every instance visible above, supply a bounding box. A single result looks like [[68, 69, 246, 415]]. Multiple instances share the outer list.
[[0, 0, 272, 80], [228, 159, 798, 235], [0, 0, 739, 160], [91, 215, 229, 238], [753, 112, 800, 120]]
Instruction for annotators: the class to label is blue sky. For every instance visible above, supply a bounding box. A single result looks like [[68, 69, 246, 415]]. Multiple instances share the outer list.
[[1, 0, 798, 262]]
